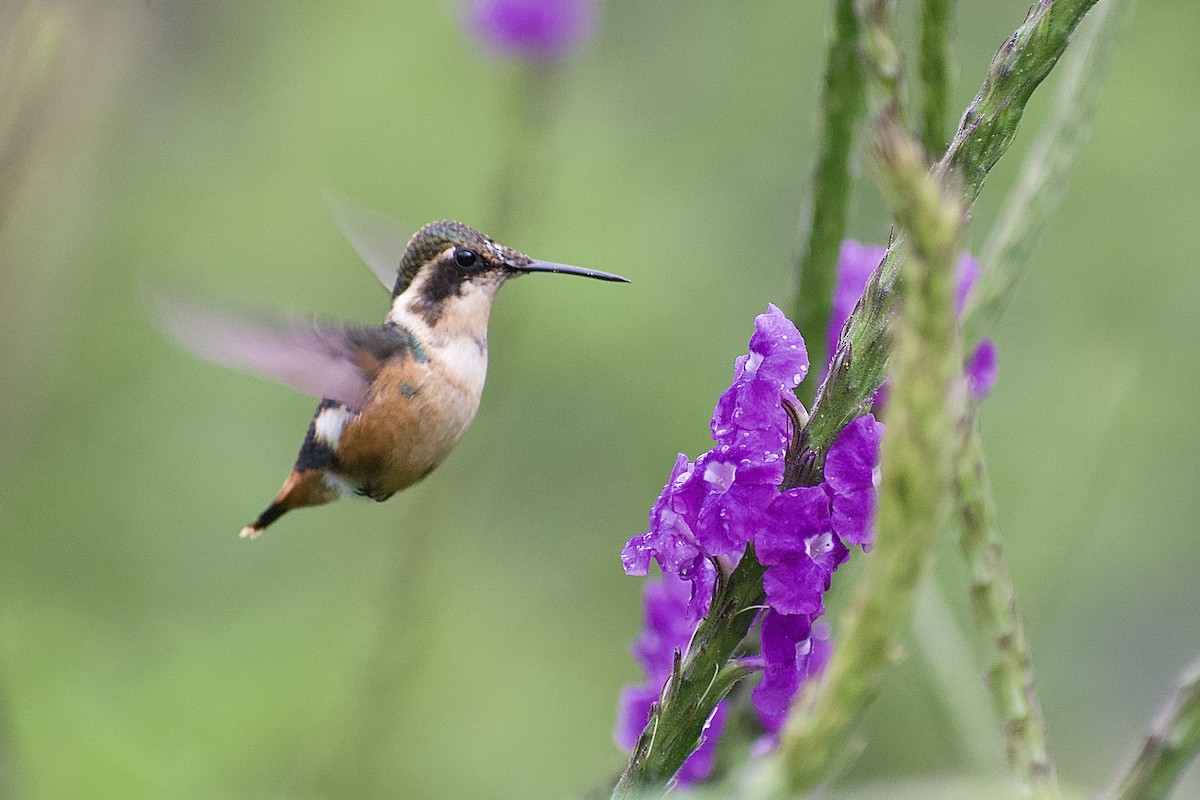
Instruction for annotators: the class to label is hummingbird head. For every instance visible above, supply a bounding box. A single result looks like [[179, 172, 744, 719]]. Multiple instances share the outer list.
[[393, 220, 627, 330]]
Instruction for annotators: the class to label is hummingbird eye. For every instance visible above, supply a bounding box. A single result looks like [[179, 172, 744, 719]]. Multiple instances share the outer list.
[[453, 248, 478, 268]]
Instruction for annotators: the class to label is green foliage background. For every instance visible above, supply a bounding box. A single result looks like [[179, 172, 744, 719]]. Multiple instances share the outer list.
[[1, 1, 1197, 797]]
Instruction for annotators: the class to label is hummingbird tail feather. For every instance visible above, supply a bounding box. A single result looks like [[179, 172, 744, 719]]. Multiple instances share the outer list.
[[239, 469, 338, 539], [240, 502, 288, 539]]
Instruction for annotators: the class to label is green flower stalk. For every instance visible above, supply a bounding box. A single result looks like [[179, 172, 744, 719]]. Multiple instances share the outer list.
[[954, 415, 1058, 795], [937, 0, 1103, 206], [792, 0, 865, 404], [919, 0, 952, 155], [1100, 657, 1200, 800], [964, 0, 1134, 348], [766, 114, 966, 795]]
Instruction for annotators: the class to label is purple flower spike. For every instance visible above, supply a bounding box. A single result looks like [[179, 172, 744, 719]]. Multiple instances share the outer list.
[[824, 414, 883, 547], [618, 304, 886, 774], [466, 0, 597, 62]]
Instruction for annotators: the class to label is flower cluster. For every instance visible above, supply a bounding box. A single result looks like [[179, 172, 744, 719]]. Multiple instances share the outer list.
[[828, 241, 999, 399], [617, 305, 883, 779], [465, 0, 597, 62], [617, 241, 1002, 781]]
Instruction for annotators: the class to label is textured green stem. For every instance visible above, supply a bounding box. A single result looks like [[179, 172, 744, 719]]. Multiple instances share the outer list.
[[611, 554, 766, 798], [1099, 658, 1200, 800], [766, 116, 966, 794], [792, 0, 865, 406], [963, 0, 1133, 348], [955, 413, 1059, 796], [919, 0, 951, 155], [937, 0, 1102, 206], [856, 0, 904, 117]]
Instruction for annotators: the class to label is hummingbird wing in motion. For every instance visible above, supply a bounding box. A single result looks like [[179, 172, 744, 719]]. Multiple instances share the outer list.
[[326, 192, 411, 291], [152, 297, 416, 412]]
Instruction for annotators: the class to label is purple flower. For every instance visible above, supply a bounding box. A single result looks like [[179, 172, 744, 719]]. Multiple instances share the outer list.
[[617, 304, 881, 775], [465, 0, 597, 61], [615, 573, 727, 784], [622, 455, 702, 578], [828, 242, 999, 400], [691, 452, 780, 557], [827, 240, 887, 362], [757, 486, 843, 616], [823, 414, 883, 548], [712, 304, 808, 448], [752, 611, 814, 731]]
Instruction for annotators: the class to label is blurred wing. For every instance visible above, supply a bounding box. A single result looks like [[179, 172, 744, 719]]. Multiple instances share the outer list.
[[151, 296, 375, 411], [326, 192, 411, 290]]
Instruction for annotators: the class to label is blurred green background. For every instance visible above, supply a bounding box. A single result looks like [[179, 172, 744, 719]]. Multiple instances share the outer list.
[[1, 1, 1197, 798]]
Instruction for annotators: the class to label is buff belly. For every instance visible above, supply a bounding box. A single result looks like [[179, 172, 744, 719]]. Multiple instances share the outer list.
[[330, 356, 484, 499]]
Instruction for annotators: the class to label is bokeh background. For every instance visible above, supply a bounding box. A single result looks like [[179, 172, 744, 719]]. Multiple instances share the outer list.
[[2, 1, 1198, 798]]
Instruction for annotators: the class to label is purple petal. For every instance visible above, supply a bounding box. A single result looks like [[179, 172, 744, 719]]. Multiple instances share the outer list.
[[681, 557, 717, 621], [762, 557, 829, 616], [614, 683, 658, 751], [827, 241, 887, 364], [824, 414, 883, 547], [622, 454, 704, 576], [752, 611, 813, 730], [693, 472, 777, 556], [676, 701, 728, 786], [748, 304, 810, 390], [966, 338, 998, 400], [757, 486, 832, 564], [955, 252, 981, 316]]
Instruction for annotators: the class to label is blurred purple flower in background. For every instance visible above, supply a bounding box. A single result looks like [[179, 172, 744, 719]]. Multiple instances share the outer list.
[[465, 0, 597, 61], [617, 305, 883, 780], [827, 241, 999, 400]]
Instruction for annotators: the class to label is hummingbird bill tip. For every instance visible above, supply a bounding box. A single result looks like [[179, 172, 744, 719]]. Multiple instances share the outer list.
[[517, 260, 629, 283]]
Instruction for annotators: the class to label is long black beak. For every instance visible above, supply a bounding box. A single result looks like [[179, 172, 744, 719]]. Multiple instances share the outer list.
[[513, 259, 629, 283]]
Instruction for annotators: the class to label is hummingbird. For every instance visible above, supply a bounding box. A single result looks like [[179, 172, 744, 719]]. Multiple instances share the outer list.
[[158, 219, 628, 539]]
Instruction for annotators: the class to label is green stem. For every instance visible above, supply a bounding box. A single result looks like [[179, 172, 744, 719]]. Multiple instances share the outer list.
[[792, 0, 866, 406], [919, 0, 951, 155], [937, 0, 1102, 207], [856, 0, 904, 117], [767, 115, 966, 794], [955, 413, 1059, 796], [610, 553, 766, 798], [1099, 658, 1200, 800]]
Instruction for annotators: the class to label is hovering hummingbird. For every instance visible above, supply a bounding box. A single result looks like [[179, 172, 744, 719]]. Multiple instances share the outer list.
[[158, 219, 627, 539]]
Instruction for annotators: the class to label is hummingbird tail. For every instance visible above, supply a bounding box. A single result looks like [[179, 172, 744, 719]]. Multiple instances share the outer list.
[[240, 501, 288, 540], [239, 469, 338, 539]]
